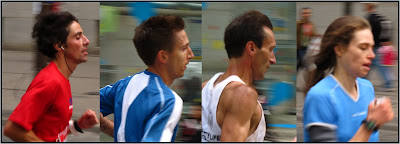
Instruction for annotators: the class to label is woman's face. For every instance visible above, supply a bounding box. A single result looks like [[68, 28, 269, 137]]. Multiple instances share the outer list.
[[337, 28, 375, 78]]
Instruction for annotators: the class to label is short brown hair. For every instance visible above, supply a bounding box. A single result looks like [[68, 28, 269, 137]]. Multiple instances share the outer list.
[[133, 15, 185, 66], [224, 10, 273, 59]]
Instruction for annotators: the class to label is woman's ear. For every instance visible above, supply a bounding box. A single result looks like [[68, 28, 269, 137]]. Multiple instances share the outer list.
[[334, 44, 345, 57]]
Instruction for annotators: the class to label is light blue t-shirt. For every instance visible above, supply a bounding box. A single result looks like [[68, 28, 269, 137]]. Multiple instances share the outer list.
[[303, 74, 379, 142], [100, 70, 183, 142]]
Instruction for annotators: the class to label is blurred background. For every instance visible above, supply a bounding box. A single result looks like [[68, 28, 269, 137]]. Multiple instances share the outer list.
[[295, 2, 398, 142], [1, 2, 100, 142], [99, 2, 202, 142], [202, 2, 297, 142]]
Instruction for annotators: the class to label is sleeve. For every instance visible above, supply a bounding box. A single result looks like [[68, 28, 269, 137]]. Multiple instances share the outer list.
[[141, 95, 183, 142], [303, 91, 337, 131], [8, 80, 57, 131], [308, 126, 337, 142], [100, 82, 119, 116]]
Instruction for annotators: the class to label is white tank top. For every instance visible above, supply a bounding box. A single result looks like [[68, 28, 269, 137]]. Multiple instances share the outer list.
[[201, 73, 266, 142]]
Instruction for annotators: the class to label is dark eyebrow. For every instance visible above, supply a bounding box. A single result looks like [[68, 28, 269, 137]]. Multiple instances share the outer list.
[[73, 32, 83, 37], [358, 43, 371, 47], [181, 42, 189, 48]]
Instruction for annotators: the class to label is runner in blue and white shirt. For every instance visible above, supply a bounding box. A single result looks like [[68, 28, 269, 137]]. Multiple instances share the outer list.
[[100, 15, 194, 142], [100, 70, 183, 142]]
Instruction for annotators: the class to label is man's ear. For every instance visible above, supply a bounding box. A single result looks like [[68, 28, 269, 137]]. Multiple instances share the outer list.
[[54, 43, 63, 51], [245, 41, 256, 57], [157, 50, 168, 64]]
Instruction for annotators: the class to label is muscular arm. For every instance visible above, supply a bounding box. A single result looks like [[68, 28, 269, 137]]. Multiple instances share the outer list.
[[100, 113, 114, 137], [3, 121, 44, 142], [220, 84, 258, 142]]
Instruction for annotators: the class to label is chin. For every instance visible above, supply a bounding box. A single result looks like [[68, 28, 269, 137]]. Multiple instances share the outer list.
[[358, 72, 368, 78], [254, 75, 264, 81], [177, 73, 184, 78]]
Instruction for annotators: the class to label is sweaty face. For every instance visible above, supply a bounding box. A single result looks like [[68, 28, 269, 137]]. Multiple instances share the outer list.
[[65, 21, 90, 64], [338, 29, 375, 78], [166, 30, 194, 79], [252, 27, 276, 80]]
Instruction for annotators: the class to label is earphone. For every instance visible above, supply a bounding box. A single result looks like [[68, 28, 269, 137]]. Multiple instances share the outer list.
[[59, 45, 73, 73]]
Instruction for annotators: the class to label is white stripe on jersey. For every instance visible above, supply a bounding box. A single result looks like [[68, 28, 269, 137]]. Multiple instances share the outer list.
[[141, 77, 166, 141], [117, 72, 149, 142], [160, 91, 183, 142]]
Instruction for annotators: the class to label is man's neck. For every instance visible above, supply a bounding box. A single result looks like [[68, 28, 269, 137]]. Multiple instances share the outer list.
[[219, 58, 253, 86], [53, 53, 77, 79], [147, 66, 174, 87]]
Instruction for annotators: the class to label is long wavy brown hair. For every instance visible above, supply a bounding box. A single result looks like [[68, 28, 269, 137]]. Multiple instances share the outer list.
[[305, 16, 371, 94]]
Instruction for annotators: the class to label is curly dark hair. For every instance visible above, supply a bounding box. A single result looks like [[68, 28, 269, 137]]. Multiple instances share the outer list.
[[224, 10, 273, 59], [32, 11, 78, 59], [133, 15, 185, 66]]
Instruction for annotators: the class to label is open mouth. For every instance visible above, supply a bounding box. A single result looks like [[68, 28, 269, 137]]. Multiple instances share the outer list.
[[363, 63, 371, 70], [82, 48, 88, 55]]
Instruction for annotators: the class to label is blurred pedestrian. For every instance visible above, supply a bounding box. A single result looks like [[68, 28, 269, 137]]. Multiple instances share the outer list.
[[297, 7, 319, 70], [377, 41, 397, 91], [181, 104, 201, 142], [363, 2, 382, 78]]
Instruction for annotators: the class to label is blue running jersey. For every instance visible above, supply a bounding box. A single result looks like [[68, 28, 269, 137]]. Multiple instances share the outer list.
[[100, 70, 183, 142], [303, 74, 379, 142]]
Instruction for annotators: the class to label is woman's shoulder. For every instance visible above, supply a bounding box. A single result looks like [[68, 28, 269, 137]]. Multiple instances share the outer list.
[[306, 76, 338, 99], [356, 78, 373, 87]]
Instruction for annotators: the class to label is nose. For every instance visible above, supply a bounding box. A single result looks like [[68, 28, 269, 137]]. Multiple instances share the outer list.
[[83, 34, 90, 46], [269, 51, 276, 64], [368, 48, 375, 59], [188, 46, 194, 59]]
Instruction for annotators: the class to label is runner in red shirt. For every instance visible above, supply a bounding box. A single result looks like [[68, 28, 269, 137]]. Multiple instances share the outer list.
[[3, 11, 98, 142]]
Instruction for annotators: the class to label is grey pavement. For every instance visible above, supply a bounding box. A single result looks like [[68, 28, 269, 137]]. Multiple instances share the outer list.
[[296, 62, 399, 142], [1, 50, 100, 142]]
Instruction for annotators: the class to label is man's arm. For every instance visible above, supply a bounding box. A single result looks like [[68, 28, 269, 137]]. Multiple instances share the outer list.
[[67, 109, 99, 135], [3, 121, 44, 142], [201, 80, 209, 89], [100, 113, 114, 137], [77, 109, 99, 129], [220, 83, 258, 142]]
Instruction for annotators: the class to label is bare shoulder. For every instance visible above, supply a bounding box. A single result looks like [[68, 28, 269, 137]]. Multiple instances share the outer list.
[[202, 80, 209, 89], [223, 82, 258, 110]]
